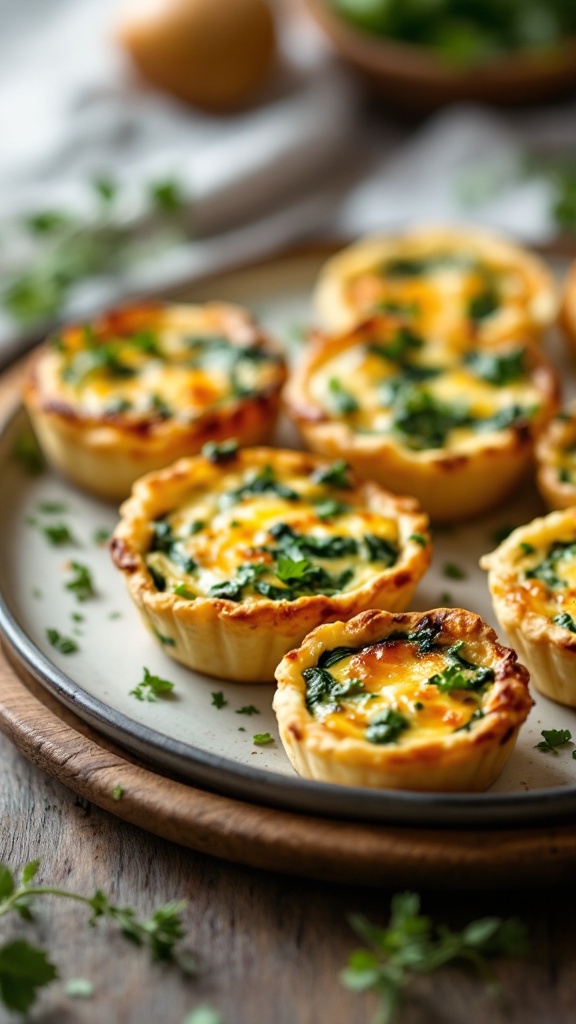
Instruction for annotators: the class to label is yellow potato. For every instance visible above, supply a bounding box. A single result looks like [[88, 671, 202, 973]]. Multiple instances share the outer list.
[[116, 0, 276, 112]]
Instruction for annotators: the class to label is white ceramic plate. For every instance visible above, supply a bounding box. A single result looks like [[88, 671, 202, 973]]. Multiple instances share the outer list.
[[2, 247, 576, 826]]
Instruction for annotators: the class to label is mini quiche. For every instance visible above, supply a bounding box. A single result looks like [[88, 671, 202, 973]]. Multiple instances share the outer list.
[[481, 507, 576, 708], [23, 301, 286, 500], [535, 406, 576, 510], [285, 315, 558, 522], [110, 445, 431, 682], [273, 607, 532, 791], [314, 226, 557, 347]]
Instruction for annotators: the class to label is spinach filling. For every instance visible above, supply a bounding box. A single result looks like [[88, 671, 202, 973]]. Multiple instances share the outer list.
[[381, 253, 479, 278], [553, 612, 576, 633], [426, 640, 494, 693], [389, 387, 533, 451], [185, 334, 281, 398], [218, 465, 299, 509], [525, 540, 576, 590], [463, 347, 525, 386]]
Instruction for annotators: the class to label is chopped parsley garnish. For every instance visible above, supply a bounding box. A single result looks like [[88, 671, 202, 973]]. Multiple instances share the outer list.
[[37, 501, 67, 514], [519, 542, 535, 556], [409, 533, 428, 546], [41, 523, 75, 546], [12, 432, 45, 475], [365, 708, 409, 745], [65, 562, 96, 602], [46, 629, 78, 655], [269, 522, 358, 559], [464, 348, 525, 385], [525, 541, 576, 590], [312, 460, 353, 489], [236, 705, 260, 716], [201, 439, 239, 464], [467, 286, 500, 322], [552, 612, 576, 633], [173, 583, 195, 599], [149, 520, 196, 572], [534, 728, 572, 753], [92, 527, 111, 544], [327, 377, 359, 415], [313, 498, 350, 520], [189, 520, 206, 535], [443, 562, 466, 580], [208, 564, 267, 601], [211, 692, 228, 709], [427, 640, 494, 694], [130, 667, 175, 702], [129, 329, 159, 356], [253, 733, 274, 746], [219, 465, 299, 509], [440, 591, 453, 605], [391, 389, 470, 450]]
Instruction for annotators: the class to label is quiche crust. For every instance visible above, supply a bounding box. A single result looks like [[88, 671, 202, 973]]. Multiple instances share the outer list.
[[535, 406, 576, 510], [314, 225, 558, 343], [23, 301, 287, 501], [110, 447, 431, 682], [273, 607, 532, 791], [560, 259, 576, 353], [481, 507, 576, 707], [284, 318, 558, 523]]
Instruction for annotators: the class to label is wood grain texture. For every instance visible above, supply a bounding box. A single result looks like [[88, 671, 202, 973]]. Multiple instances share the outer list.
[[2, 648, 576, 893]]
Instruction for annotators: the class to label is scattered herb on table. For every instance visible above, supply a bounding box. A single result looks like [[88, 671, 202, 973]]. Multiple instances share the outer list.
[[46, 629, 78, 655], [42, 523, 76, 546], [253, 733, 274, 746], [341, 890, 528, 1024], [130, 667, 175, 702], [236, 705, 260, 716], [0, 858, 191, 1014], [37, 501, 68, 514], [92, 527, 111, 545], [534, 728, 572, 754], [65, 562, 96, 602], [439, 591, 453, 605], [211, 692, 228, 709]]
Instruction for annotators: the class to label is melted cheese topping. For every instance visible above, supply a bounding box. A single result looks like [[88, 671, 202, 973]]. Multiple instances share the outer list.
[[145, 462, 403, 602], [347, 251, 530, 348], [510, 534, 576, 627], [309, 332, 540, 452], [308, 636, 495, 742], [41, 320, 282, 421]]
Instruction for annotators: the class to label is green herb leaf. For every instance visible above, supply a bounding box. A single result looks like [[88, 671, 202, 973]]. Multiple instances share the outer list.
[[235, 705, 260, 716], [65, 562, 96, 602], [153, 626, 176, 647], [253, 733, 274, 746], [465, 348, 525, 385], [0, 867, 14, 902], [46, 628, 79, 655], [211, 692, 228, 709], [364, 533, 399, 566], [313, 460, 353, 489], [130, 667, 175, 702], [0, 941, 58, 1012], [552, 612, 576, 633], [149, 178, 185, 215], [201, 439, 239, 464], [468, 286, 500, 322], [534, 728, 572, 754], [313, 498, 350, 520], [341, 890, 528, 1024], [409, 533, 428, 547], [12, 432, 45, 475], [327, 377, 359, 415], [443, 562, 467, 580], [42, 523, 75, 546]]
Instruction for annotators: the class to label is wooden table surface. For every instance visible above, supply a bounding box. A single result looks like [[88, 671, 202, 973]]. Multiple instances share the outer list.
[[0, 725, 574, 1024]]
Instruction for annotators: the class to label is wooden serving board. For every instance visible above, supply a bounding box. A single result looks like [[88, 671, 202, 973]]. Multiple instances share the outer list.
[[2, 639, 576, 890]]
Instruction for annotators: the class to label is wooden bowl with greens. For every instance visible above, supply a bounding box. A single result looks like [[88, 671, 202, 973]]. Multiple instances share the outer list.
[[305, 0, 576, 111]]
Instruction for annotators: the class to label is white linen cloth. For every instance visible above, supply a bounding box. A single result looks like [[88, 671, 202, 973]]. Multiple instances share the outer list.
[[1, 0, 575, 364]]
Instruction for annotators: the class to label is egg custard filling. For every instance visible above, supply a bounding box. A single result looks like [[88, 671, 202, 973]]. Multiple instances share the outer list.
[[144, 452, 405, 603], [24, 302, 286, 499], [314, 228, 557, 344], [111, 447, 431, 681], [285, 317, 557, 521], [273, 608, 532, 791], [482, 508, 576, 707]]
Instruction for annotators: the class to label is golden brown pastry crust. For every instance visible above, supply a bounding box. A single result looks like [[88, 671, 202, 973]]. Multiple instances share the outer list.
[[560, 260, 576, 353], [284, 317, 559, 523], [314, 225, 558, 342], [110, 447, 432, 682], [481, 508, 576, 707], [23, 301, 287, 501], [273, 607, 532, 791], [535, 406, 576, 510]]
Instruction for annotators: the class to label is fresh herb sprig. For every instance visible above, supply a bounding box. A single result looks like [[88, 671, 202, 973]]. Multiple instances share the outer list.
[[0, 859, 192, 1014], [342, 891, 528, 1024]]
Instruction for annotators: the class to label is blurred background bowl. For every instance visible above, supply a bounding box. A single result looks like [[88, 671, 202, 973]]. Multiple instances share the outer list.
[[305, 0, 576, 112]]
